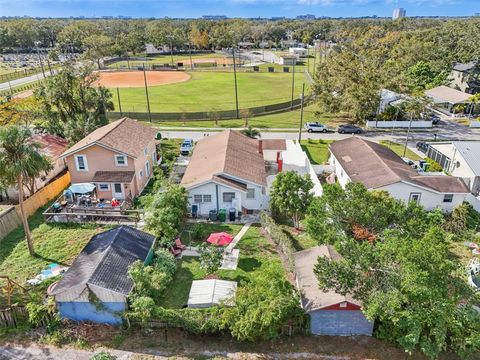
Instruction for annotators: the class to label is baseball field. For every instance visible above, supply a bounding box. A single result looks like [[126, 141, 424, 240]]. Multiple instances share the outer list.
[[102, 70, 305, 113]]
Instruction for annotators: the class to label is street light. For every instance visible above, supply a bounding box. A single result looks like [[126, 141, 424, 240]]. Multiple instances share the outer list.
[[298, 83, 306, 142], [232, 47, 239, 119], [290, 61, 296, 110], [166, 35, 174, 67]]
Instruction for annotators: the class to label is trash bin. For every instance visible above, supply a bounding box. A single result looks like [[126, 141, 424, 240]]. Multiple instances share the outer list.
[[209, 210, 217, 221], [218, 208, 227, 222], [229, 208, 236, 221]]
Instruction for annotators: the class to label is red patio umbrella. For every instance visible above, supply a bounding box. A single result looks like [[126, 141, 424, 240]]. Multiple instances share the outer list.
[[207, 232, 234, 246]]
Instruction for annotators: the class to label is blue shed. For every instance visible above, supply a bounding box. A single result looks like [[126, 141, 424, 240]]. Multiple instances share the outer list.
[[49, 226, 155, 325], [294, 246, 374, 336]]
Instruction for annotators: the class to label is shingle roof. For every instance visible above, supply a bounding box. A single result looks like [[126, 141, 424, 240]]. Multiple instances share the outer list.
[[181, 130, 267, 189], [330, 137, 469, 194], [294, 246, 361, 312], [261, 139, 287, 151], [31, 134, 68, 161], [425, 85, 472, 104], [61, 118, 158, 158], [51, 226, 155, 296], [92, 171, 136, 183]]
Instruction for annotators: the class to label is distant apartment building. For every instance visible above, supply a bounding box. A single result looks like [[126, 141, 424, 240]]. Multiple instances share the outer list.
[[296, 14, 316, 20], [202, 15, 227, 20], [392, 8, 406, 20]]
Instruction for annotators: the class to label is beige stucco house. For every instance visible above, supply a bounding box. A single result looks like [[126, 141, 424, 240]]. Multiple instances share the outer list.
[[61, 118, 159, 201]]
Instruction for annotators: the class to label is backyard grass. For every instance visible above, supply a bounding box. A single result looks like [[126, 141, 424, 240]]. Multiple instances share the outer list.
[[300, 139, 333, 165], [159, 224, 285, 308], [0, 206, 110, 283], [380, 140, 423, 161], [111, 71, 305, 113], [179, 222, 243, 246]]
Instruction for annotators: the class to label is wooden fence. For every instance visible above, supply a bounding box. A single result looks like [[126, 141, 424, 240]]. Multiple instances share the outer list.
[[0, 305, 28, 328], [16, 172, 71, 218], [0, 207, 22, 242]]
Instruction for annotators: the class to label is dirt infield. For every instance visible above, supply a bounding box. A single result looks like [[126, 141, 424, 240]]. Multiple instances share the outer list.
[[94, 70, 191, 88], [178, 57, 235, 65]]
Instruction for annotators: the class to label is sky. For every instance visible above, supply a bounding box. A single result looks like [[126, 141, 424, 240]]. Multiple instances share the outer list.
[[1, 0, 479, 19]]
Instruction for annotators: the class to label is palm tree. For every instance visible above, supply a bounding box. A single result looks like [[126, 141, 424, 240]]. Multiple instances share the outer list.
[[0, 126, 52, 256], [241, 126, 261, 139]]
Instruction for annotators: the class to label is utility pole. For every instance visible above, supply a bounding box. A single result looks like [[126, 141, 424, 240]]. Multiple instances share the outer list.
[[298, 83, 305, 142], [168, 36, 174, 67], [143, 64, 152, 123], [403, 114, 413, 157], [232, 47, 239, 119], [307, 46, 310, 72], [116, 87, 123, 117], [290, 61, 296, 110], [34, 42, 46, 79]]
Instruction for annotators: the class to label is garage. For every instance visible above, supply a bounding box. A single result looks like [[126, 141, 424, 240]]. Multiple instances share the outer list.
[[294, 246, 374, 336]]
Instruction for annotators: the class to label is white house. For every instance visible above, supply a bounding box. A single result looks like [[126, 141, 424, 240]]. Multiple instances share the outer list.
[[427, 141, 480, 196], [181, 130, 268, 216], [329, 137, 471, 212], [181, 132, 323, 218]]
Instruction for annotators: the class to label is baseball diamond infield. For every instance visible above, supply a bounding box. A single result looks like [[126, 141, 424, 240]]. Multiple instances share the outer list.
[[94, 70, 191, 88]]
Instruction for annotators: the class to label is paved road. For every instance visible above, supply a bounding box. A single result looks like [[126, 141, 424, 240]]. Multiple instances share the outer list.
[[0, 71, 50, 92]]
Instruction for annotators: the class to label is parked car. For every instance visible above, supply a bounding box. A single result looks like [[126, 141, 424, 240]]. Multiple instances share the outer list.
[[420, 112, 441, 125], [337, 124, 363, 134], [304, 122, 329, 133], [180, 139, 194, 156], [416, 141, 429, 153]]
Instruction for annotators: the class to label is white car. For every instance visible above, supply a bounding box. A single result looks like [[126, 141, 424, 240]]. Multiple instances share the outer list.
[[304, 122, 329, 133]]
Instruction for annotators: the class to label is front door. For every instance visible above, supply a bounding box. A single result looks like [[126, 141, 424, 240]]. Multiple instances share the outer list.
[[112, 183, 124, 200]]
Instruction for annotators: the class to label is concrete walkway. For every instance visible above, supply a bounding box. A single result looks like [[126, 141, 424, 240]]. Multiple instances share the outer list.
[[226, 222, 251, 253]]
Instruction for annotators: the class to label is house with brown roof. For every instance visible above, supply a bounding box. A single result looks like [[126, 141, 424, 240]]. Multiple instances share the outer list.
[[329, 137, 471, 212], [294, 245, 373, 336], [180, 130, 268, 216], [61, 118, 159, 201]]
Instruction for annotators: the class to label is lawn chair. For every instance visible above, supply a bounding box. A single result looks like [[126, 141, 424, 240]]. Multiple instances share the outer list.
[[175, 238, 187, 251], [170, 247, 182, 257]]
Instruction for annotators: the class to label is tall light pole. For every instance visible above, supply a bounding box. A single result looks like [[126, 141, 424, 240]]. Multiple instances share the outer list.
[[166, 35, 174, 67], [143, 63, 152, 123], [290, 61, 296, 110], [189, 41, 194, 70], [232, 47, 239, 119], [298, 83, 305, 142]]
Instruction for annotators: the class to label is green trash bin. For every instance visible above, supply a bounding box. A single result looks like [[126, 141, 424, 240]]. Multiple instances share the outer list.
[[218, 208, 227, 222]]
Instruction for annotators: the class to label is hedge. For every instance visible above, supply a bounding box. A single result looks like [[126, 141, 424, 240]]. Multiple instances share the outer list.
[[260, 212, 296, 272]]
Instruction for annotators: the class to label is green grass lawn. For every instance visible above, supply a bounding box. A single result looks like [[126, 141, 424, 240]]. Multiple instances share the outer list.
[[380, 140, 423, 161], [146, 103, 349, 129], [111, 71, 305, 113], [300, 139, 333, 165], [0, 206, 110, 283], [179, 222, 243, 246], [159, 224, 285, 308], [107, 53, 227, 69]]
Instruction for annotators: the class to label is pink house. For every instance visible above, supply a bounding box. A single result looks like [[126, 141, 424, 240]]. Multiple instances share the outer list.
[[60, 118, 159, 201]]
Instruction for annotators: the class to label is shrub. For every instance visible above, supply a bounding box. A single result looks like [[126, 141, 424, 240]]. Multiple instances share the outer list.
[[198, 242, 224, 275], [90, 352, 117, 360], [154, 248, 176, 277], [190, 223, 208, 241], [425, 157, 443, 172]]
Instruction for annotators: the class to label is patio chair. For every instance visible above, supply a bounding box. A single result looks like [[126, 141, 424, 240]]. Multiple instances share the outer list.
[[175, 238, 187, 251], [170, 247, 182, 257]]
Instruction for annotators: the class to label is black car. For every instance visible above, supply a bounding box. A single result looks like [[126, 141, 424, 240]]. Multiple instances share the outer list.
[[416, 141, 429, 153], [337, 124, 363, 134]]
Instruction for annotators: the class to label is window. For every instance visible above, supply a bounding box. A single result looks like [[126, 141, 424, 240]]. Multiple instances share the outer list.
[[139, 170, 143, 178], [339, 302, 347, 308], [145, 161, 150, 177], [115, 155, 127, 166], [98, 183, 109, 191], [74, 155, 88, 171], [223, 192, 235, 202], [246, 188, 255, 199], [194, 195, 212, 203], [152, 151, 157, 163], [409, 192, 422, 204], [144, 148, 148, 156], [443, 194, 454, 203], [114, 183, 122, 193]]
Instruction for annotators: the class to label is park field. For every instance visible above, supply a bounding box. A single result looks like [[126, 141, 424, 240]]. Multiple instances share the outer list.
[[111, 70, 305, 113], [107, 53, 228, 69]]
